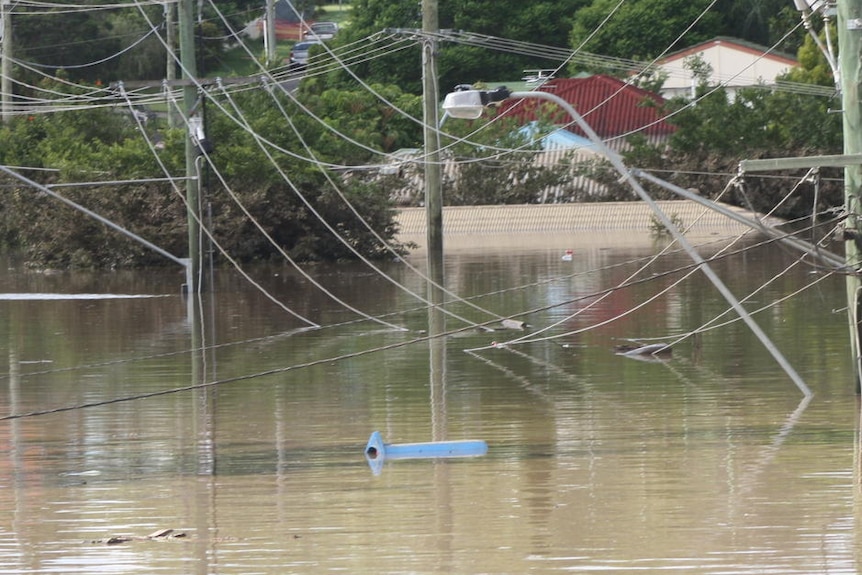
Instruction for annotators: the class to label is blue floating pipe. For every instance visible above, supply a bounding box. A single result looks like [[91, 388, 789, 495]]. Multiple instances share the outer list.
[[365, 431, 488, 474]]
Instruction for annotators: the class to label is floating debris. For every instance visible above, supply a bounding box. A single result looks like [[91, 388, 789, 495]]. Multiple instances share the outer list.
[[500, 319, 527, 330], [92, 528, 187, 545], [365, 431, 488, 475], [615, 343, 672, 355], [556, 342, 580, 350], [614, 343, 672, 361], [59, 470, 101, 477]]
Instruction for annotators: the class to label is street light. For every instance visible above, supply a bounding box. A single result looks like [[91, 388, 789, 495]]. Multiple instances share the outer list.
[[441, 85, 512, 119], [441, 84, 811, 397]]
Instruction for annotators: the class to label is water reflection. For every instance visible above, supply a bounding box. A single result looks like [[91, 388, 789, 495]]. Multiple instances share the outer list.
[[0, 239, 859, 574]]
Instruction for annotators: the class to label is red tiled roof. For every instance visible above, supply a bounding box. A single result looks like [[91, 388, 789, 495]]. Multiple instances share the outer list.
[[499, 75, 675, 139]]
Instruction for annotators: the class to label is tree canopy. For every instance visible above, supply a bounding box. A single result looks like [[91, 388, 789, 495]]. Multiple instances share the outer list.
[[0, 0, 848, 267]]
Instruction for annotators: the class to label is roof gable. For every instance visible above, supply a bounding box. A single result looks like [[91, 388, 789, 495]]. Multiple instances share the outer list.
[[656, 37, 797, 90], [661, 37, 797, 66]]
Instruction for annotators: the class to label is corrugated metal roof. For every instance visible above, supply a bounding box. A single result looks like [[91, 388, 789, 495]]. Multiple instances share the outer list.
[[500, 75, 675, 139]]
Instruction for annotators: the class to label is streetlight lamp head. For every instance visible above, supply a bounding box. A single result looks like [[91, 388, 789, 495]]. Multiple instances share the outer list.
[[442, 90, 485, 119], [441, 85, 512, 120]]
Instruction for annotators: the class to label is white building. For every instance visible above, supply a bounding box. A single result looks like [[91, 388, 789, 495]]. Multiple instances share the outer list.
[[654, 37, 798, 100]]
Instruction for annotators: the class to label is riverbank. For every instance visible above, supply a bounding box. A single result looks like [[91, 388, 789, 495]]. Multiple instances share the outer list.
[[395, 200, 781, 253]]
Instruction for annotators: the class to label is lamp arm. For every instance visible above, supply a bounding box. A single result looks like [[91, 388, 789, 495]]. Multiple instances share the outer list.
[[505, 90, 810, 396]]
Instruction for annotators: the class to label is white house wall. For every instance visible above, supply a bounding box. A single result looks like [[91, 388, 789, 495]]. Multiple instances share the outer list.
[[657, 40, 796, 99]]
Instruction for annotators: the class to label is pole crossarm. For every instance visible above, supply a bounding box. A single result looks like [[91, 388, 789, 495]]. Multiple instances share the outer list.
[[632, 169, 847, 271], [740, 153, 862, 173]]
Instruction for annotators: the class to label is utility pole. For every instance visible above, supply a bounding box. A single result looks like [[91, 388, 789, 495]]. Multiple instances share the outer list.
[[178, 0, 202, 293], [422, 0, 446, 435], [265, 0, 277, 66], [422, 0, 444, 290], [1, 0, 11, 123], [165, 0, 176, 127], [839, 0, 862, 391]]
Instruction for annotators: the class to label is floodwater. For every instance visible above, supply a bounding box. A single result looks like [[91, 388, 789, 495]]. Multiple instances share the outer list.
[[0, 231, 860, 574]]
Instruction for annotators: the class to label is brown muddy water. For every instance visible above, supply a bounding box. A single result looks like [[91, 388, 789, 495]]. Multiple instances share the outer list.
[[0, 231, 859, 574]]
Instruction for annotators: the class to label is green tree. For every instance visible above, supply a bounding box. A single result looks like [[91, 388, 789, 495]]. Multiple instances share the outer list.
[[569, 0, 723, 65], [0, 83, 411, 268], [433, 111, 570, 206], [13, 4, 122, 85], [330, 0, 586, 95]]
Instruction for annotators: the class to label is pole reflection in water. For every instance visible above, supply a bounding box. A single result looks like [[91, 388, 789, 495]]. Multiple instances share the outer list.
[[190, 290, 217, 575], [429, 280, 446, 443]]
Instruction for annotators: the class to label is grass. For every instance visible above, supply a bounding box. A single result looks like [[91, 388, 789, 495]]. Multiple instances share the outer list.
[[317, 3, 353, 26]]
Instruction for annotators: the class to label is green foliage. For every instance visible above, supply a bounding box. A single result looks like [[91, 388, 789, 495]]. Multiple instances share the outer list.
[[0, 85, 411, 268], [649, 212, 684, 237], [785, 28, 838, 88], [569, 0, 723, 65], [13, 7, 119, 85], [715, 0, 805, 51], [655, 82, 843, 218], [295, 78, 423, 158], [330, 0, 585, 94], [439, 113, 570, 206]]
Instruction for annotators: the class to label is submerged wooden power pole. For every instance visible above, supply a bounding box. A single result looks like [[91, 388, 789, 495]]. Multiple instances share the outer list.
[[422, 0, 444, 289], [1, 0, 10, 123], [839, 0, 862, 391], [264, 0, 277, 66], [178, 0, 201, 293], [421, 0, 447, 442]]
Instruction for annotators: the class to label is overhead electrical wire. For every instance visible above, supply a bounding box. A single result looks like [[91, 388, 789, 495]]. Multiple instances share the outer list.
[[8, 0, 167, 12], [258, 77, 514, 326], [118, 5, 446, 333], [209, 92, 482, 331], [1, 218, 839, 422], [115, 81, 322, 328], [467, 166, 836, 351], [0, 230, 773, 387], [197, 0, 525, 328], [465, 178, 745, 351], [17, 26, 161, 70], [0, 0, 836, 396], [217, 80, 459, 327]]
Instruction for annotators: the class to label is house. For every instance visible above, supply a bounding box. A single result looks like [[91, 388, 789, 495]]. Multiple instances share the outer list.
[[245, 0, 309, 41], [499, 74, 675, 151], [381, 76, 672, 204], [651, 37, 798, 100]]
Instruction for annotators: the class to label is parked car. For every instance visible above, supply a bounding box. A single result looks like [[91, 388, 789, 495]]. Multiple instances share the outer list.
[[302, 21, 338, 41], [289, 40, 323, 69]]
